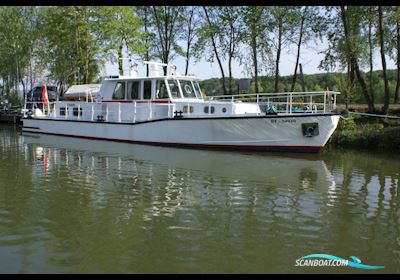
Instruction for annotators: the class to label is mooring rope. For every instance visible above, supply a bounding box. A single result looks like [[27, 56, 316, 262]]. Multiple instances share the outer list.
[[347, 111, 400, 119], [339, 111, 400, 120]]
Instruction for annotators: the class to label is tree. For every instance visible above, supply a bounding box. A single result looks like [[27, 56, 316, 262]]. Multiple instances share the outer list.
[[0, 7, 38, 98], [219, 6, 243, 94], [387, 6, 400, 103], [362, 6, 377, 107], [321, 6, 376, 112], [37, 6, 102, 92], [268, 6, 296, 93], [149, 6, 184, 75], [94, 6, 145, 76], [341, 6, 375, 112], [179, 6, 202, 75], [290, 7, 324, 92], [200, 6, 227, 95], [377, 6, 390, 114], [136, 6, 156, 76], [241, 6, 269, 93]]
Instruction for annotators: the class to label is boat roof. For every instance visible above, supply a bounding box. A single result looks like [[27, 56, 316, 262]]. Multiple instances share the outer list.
[[65, 84, 101, 95], [103, 74, 202, 82]]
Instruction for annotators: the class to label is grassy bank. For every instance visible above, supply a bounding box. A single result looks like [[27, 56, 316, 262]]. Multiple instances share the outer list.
[[327, 112, 400, 152]]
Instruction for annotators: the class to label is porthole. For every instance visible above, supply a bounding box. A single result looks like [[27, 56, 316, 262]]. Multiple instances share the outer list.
[[222, 107, 227, 113]]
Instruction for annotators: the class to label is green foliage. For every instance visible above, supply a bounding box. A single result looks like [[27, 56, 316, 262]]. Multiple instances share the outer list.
[[334, 74, 356, 107], [329, 116, 400, 152], [93, 6, 145, 74], [37, 6, 102, 87], [0, 7, 38, 96]]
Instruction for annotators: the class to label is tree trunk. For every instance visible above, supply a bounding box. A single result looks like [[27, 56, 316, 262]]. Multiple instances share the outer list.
[[368, 14, 375, 105], [299, 63, 306, 92], [228, 23, 233, 95], [378, 6, 390, 114], [185, 8, 194, 76], [21, 79, 26, 103], [291, 8, 306, 92], [340, 6, 375, 113], [275, 18, 282, 93], [228, 55, 232, 95], [185, 38, 190, 76], [203, 7, 227, 95], [144, 7, 149, 77], [118, 41, 123, 76], [395, 11, 400, 103], [251, 25, 259, 93]]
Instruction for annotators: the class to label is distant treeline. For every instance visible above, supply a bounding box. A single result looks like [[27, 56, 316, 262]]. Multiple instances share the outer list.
[[200, 69, 400, 105]]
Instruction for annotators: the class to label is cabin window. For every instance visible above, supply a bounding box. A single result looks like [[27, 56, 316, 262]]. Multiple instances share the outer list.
[[156, 80, 169, 99], [112, 82, 125, 100], [183, 105, 194, 113], [168, 79, 181, 98], [180, 80, 196, 98], [60, 107, 66, 116], [127, 81, 140, 100], [73, 107, 83, 117], [204, 106, 215, 114], [143, 81, 152, 99]]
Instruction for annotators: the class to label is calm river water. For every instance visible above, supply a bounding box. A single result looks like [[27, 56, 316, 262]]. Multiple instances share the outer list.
[[0, 124, 399, 273]]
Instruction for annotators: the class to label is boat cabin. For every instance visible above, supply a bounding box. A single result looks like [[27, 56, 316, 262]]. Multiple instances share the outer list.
[[100, 75, 204, 102]]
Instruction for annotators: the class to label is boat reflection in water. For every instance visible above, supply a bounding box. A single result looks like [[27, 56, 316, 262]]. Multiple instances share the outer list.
[[23, 132, 335, 185]]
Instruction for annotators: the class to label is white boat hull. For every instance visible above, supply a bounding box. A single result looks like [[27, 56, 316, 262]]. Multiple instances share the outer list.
[[22, 114, 340, 152]]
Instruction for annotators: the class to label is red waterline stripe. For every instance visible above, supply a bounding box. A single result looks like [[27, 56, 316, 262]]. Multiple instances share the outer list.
[[21, 130, 322, 152]]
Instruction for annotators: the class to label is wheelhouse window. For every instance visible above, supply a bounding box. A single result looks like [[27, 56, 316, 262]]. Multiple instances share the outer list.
[[156, 80, 169, 99], [194, 82, 203, 97], [179, 80, 197, 98], [127, 81, 140, 100], [112, 82, 125, 100], [143, 81, 152, 99], [167, 79, 181, 99]]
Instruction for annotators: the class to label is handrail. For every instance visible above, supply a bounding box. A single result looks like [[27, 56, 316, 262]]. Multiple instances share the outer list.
[[208, 91, 340, 100]]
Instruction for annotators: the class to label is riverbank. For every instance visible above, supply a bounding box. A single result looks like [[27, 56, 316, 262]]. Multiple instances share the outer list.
[[327, 112, 400, 152], [0, 112, 22, 124]]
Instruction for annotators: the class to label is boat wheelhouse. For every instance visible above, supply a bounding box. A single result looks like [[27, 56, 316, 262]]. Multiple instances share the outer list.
[[22, 62, 340, 152]]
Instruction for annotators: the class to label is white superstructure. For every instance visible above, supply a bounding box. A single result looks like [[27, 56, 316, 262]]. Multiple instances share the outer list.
[[22, 62, 340, 152]]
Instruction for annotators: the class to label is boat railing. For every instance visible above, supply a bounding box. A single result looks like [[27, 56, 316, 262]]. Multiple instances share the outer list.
[[23, 101, 177, 123], [207, 91, 339, 115], [23, 101, 56, 118], [22, 91, 340, 123]]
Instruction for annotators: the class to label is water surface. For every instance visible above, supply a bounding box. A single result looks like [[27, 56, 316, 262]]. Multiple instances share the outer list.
[[0, 124, 399, 273]]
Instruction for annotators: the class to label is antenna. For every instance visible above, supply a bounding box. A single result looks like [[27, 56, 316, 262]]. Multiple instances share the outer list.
[[143, 61, 168, 77]]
